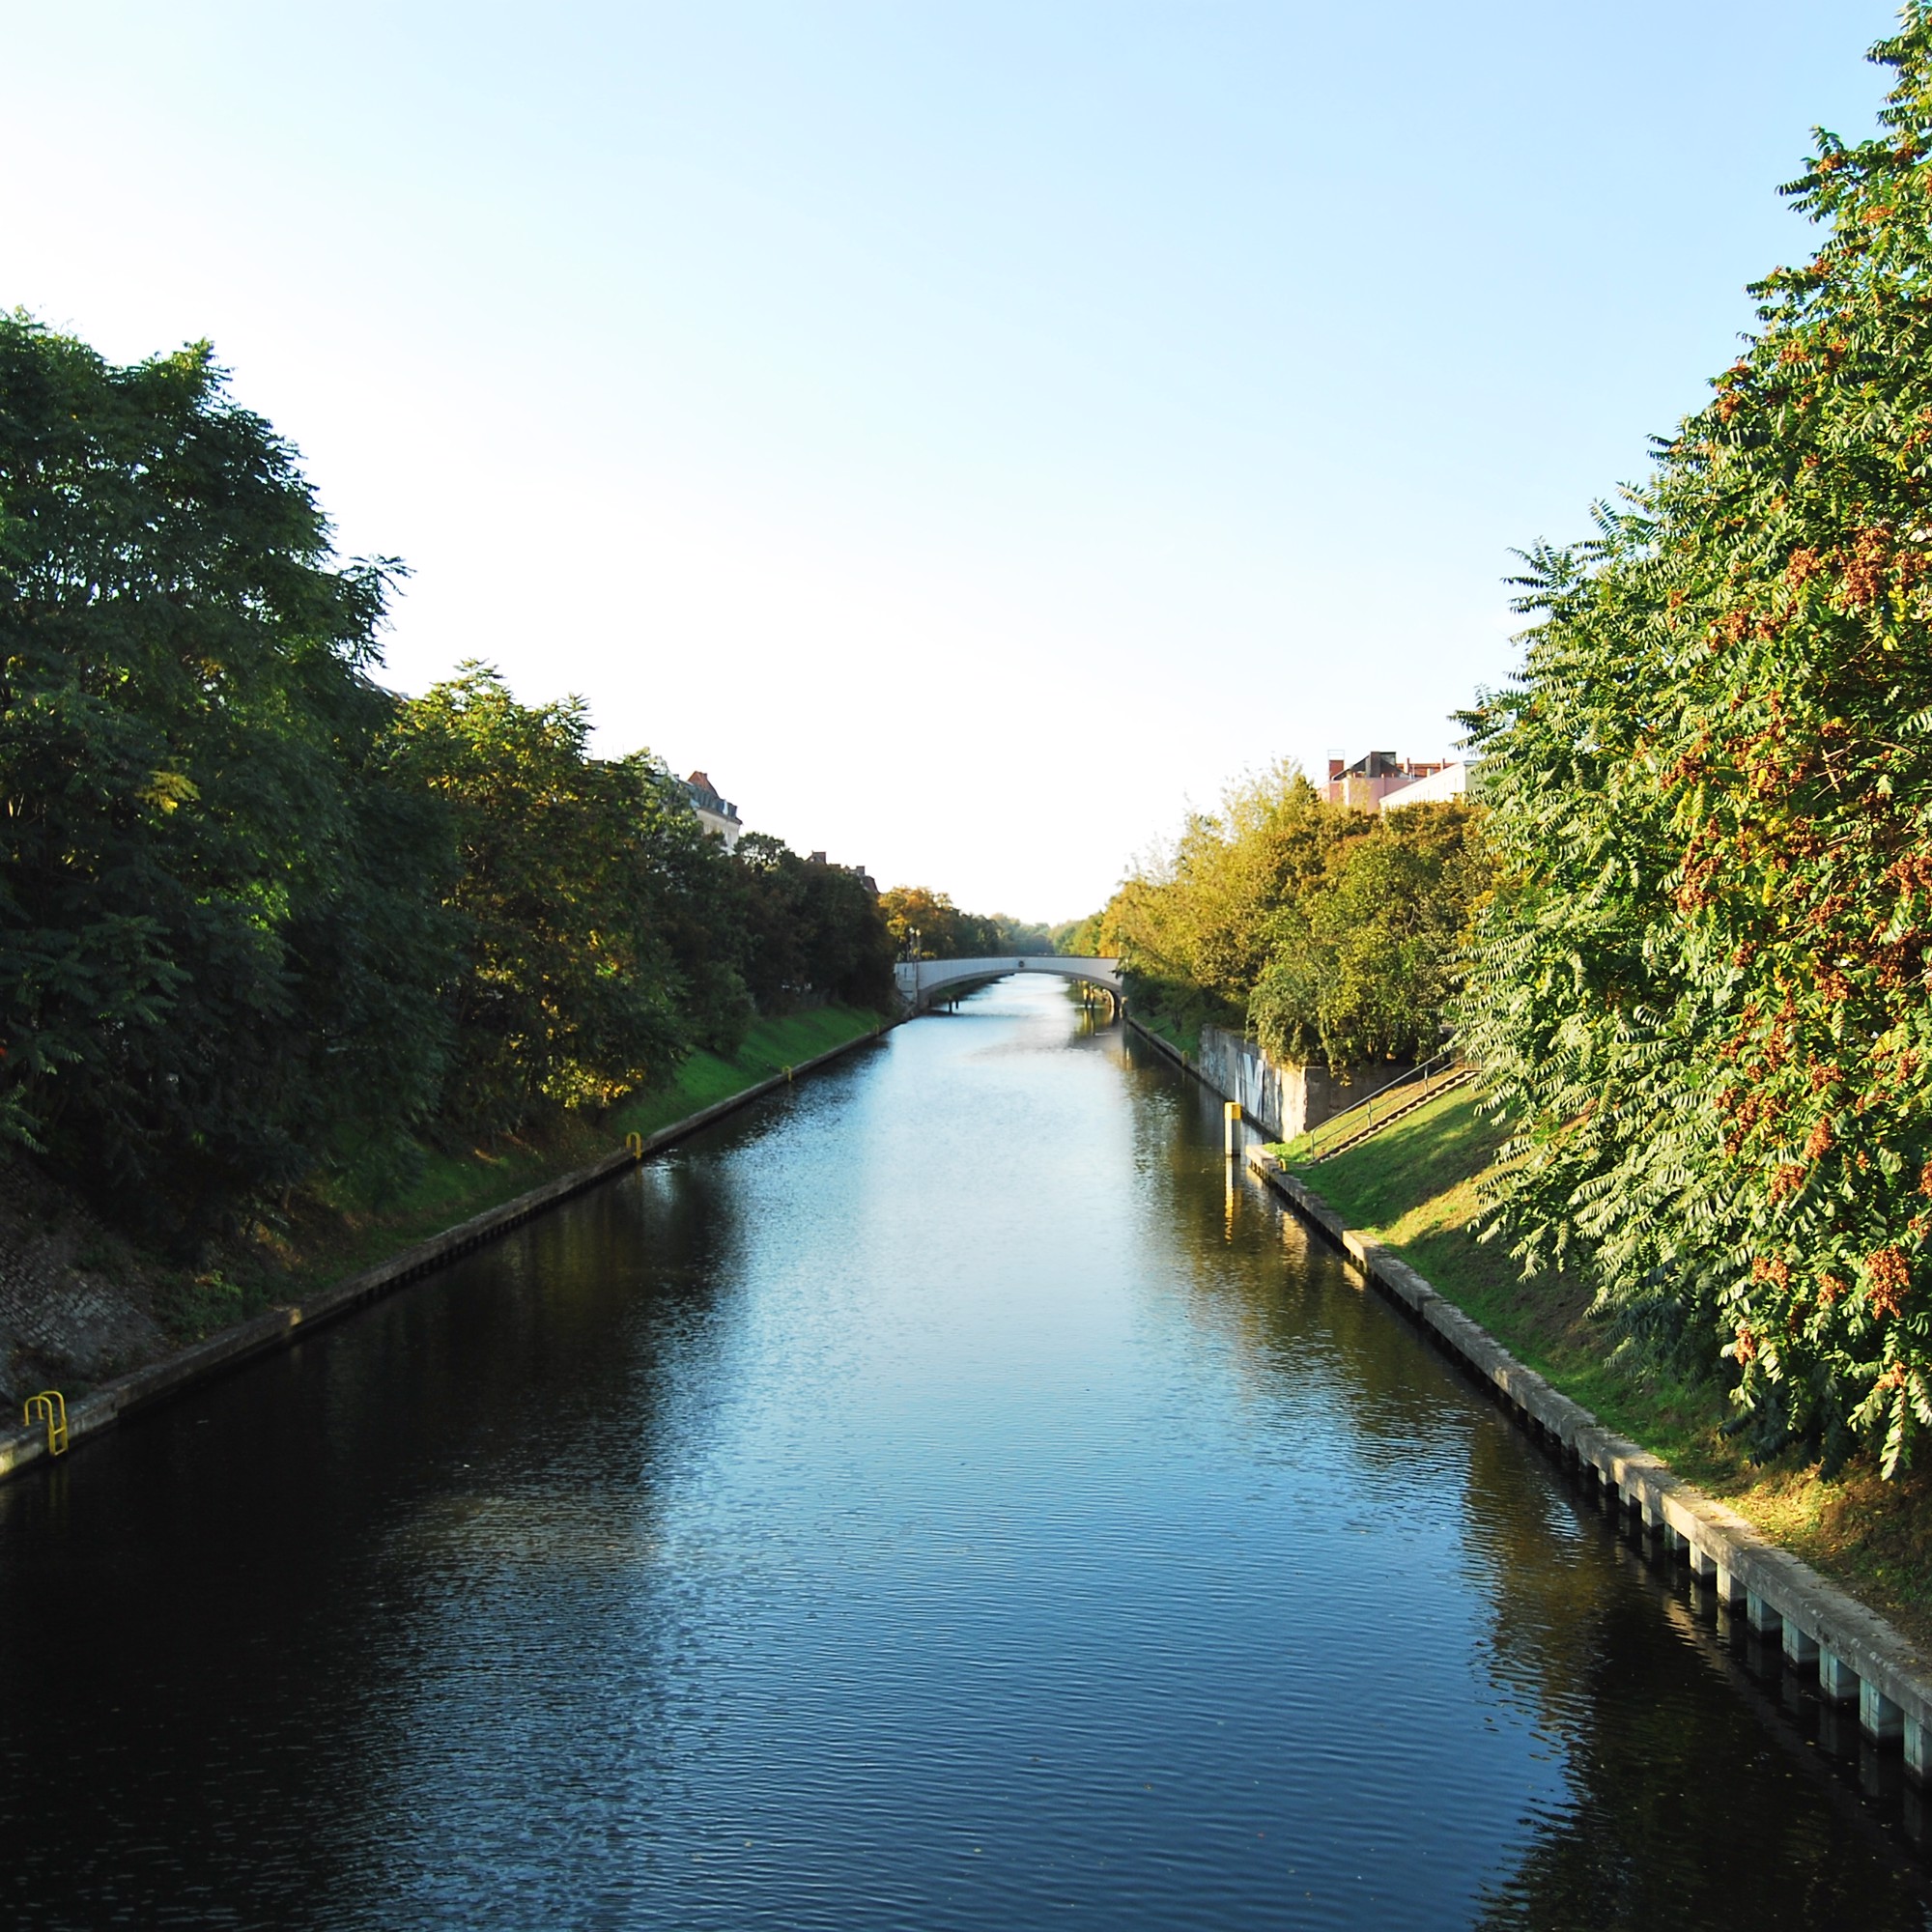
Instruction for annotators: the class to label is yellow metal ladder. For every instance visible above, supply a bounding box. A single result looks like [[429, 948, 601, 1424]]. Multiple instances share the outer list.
[[23, 1390, 67, 1457]]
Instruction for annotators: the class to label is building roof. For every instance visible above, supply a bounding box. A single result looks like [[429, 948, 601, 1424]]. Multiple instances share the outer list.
[[684, 771, 740, 821]]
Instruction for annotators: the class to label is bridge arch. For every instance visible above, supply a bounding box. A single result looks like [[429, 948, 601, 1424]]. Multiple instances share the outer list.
[[893, 955, 1124, 1016]]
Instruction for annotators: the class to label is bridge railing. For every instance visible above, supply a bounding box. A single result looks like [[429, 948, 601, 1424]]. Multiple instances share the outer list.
[[894, 956, 1123, 1005]]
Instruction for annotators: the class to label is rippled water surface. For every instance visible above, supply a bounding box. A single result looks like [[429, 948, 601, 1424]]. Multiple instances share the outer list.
[[2, 978, 1929, 1928]]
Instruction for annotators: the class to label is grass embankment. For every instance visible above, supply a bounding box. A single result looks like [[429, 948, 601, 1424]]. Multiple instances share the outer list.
[[260, 1004, 886, 1304], [1132, 1009, 1199, 1059], [1276, 1090, 1932, 1648], [5, 1006, 891, 1406], [1124, 990, 1219, 1061]]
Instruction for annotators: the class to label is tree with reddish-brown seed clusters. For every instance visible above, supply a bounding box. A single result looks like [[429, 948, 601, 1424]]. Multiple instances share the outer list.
[[1461, 8, 1932, 1474]]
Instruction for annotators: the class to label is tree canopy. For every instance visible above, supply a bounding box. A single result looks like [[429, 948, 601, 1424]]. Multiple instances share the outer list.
[[1251, 801, 1490, 1069], [1099, 763, 1491, 1069], [878, 886, 1050, 960], [1460, 7, 1932, 1472], [0, 316, 445, 1232], [1, 316, 896, 1248]]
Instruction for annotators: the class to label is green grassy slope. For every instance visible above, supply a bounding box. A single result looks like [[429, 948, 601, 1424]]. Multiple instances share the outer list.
[[283, 1005, 888, 1294]]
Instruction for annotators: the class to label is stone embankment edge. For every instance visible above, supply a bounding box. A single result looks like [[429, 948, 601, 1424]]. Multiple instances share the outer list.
[[0, 1020, 898, 1488], [1122, 1011, 1932, 1773], [1251, 1149, 1932, 1772], [1122, 1013, 1194, 1075]]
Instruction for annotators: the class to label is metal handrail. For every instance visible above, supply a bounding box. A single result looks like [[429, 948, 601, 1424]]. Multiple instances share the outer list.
[[23, 1390, 67, 1457], [1300, 1048, 1464, 1163]]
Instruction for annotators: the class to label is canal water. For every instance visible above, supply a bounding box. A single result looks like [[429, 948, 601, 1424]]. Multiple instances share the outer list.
[[1, 976, 1928, 1929]]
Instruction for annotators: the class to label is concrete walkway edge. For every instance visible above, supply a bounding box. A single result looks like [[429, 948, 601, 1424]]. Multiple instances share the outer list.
[[0, 1019, 897, 1487]]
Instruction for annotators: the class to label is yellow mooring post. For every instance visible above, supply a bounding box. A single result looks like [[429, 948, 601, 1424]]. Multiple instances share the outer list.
[[783, 1065, 794, 1082], [24, 1391, 67, 1457], [624, 1131, 644, 1159], [1224, 1099, 1242, 1157]]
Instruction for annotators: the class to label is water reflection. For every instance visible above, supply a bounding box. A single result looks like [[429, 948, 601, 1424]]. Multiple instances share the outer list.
[[0, 978, 1924, 1928]]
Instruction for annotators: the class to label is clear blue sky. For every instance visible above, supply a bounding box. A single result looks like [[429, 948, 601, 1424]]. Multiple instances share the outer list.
[[1, 1, 1900, 919]]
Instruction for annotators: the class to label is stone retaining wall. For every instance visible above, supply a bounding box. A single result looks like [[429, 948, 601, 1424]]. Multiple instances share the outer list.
[[1195, 1026, 1390, 1141], [1132, 1016, 1404, 1143]]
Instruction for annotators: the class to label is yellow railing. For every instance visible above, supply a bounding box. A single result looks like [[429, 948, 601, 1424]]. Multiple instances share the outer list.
[[24, 1390, 68, 1457]]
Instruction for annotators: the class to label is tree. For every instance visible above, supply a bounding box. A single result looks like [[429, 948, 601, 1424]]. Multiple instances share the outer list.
[[1461, 8, 1932, 1471], [1251, 802, 1491, 1070], [737, 836, 895, 1010], [0, 316, 449, 1241], [1102, 762, 1350, 1019], [1050, 913, 1105, 955], [388, 667, 692, 1135], [986, 913, 1054, 955], [880, 885, 982, 959]]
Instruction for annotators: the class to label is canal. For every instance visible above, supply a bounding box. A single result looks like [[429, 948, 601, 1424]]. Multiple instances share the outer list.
[[0, 976, 1927, 1928]]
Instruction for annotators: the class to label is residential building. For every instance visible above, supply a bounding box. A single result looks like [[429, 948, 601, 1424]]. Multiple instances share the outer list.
[[809, 850, 879, 895], [1379, 760, 1477, 811], [684, 771, 743, 851], [1323, 751, 1451, 810]]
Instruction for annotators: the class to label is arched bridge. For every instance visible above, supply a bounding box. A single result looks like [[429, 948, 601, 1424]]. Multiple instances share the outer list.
[[894, 954, 1124, 1015]]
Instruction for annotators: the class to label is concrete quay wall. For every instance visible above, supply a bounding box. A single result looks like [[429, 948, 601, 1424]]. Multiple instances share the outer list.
[[1195, 1026, 1399, 1143], [0, 1021, 895, 1487], [1250, 1148, 1932, 1773], [1128, 1015, 1401, 1143], [1128, 1009, 1932, 1773]]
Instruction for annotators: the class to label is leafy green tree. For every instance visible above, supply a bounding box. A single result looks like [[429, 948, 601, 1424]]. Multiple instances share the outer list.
[[0, 316, 449, 1240], [987, 914, 1053, 955], [1252, 802, 1491, 1070], [1050, 913, 1105, 955], [1102, 761, 1350, 1020], [2, 312, 907, 1262], [1461, 8, 1932, 1471], [736, 836, 895, 1009], [879, 893, 1050, 962], [880, 885, 996, 959], [792, 857, 897, 1007], [388, 667, 693, 1134]]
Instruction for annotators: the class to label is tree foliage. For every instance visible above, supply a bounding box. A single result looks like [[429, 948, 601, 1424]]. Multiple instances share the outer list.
[[1100, 763, 1491, 1069], [1103, 761, 1345, 1015], [733, 835, 897, 1013], [1252, 802, 1491, 1068], [1049, 912, 1105, 956], [387, 668, 696, 1133], [1460, 8, 1932, 1472], [1, 317, 896, 1248], [0, 315, 448, 1236], [878, 886, 1049, 959]]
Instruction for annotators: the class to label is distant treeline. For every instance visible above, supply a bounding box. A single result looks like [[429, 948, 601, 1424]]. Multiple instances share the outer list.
[[1080, 764, 1492, 1071], [878, 887, 1052, 960], [0, 317, 895, 1249]]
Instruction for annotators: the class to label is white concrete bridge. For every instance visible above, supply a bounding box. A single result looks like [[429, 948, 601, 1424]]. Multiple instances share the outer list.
[[894, 954, 1124, 1015]]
